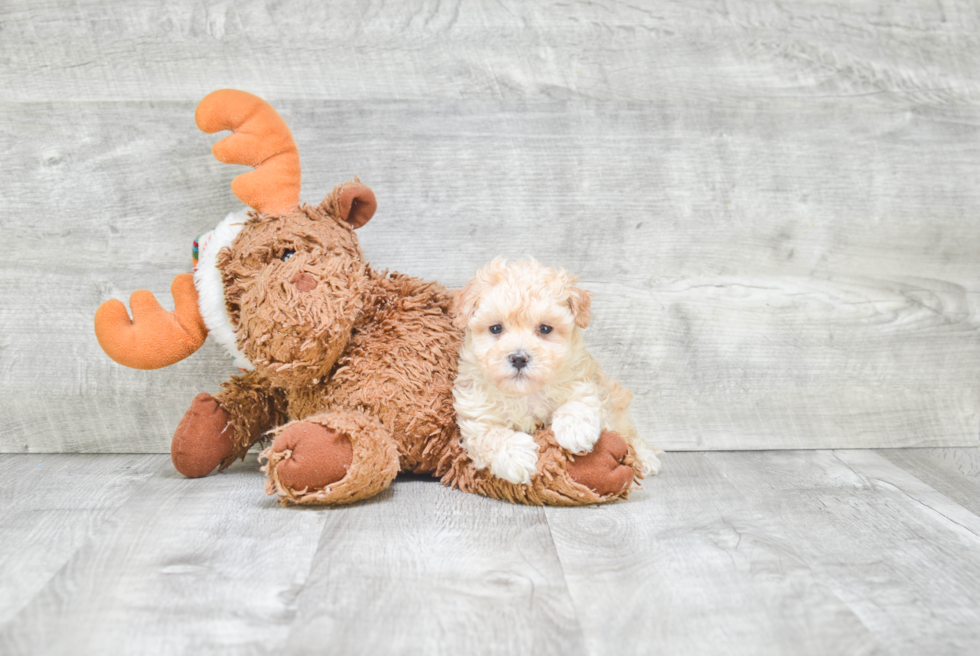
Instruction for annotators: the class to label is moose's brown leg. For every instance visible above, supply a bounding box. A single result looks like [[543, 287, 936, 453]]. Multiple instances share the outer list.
[[261, 410, 401, 506], [171, 393, 233, 478], [566, 431, 635, 496], [171, 371, 286, 478], [439, 428, 642, 506], [266, 422, 352, 492]]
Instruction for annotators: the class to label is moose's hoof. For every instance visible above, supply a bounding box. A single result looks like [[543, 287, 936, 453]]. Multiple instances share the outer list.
[[171, 393, 234, 478], [269, 422, 353, 492], [566, 431, 634, 496]]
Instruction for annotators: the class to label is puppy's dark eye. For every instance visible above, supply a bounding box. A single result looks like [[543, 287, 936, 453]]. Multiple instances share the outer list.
[[489, 324, 503, 335], [539, 324, 553, 335], [281, 249, 296, 261]]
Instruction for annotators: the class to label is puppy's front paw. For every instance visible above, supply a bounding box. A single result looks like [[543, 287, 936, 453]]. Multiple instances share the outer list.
[[489, 431, 540, 485], [553, 401, 602, 454]]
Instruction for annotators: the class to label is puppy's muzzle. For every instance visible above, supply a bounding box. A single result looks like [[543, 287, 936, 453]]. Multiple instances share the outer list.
[[508, 351, 530, 371]]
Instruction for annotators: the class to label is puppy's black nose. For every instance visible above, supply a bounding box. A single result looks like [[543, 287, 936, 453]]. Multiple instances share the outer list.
[[509, 352, 530, 370]]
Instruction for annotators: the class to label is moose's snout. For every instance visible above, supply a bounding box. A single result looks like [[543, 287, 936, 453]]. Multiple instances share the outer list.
[[292, 272, 318, 293]]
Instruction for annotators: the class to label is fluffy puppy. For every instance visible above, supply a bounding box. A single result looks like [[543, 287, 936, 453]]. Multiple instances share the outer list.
[[452, 258, 661, 485]]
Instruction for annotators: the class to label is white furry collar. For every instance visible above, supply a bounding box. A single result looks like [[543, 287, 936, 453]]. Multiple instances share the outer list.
[[193, 209, 255, 371]]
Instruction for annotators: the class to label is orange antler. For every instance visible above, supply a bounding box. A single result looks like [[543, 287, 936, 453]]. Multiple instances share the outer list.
[[195, 89, 301, 215], [94, 274, 209, 370]]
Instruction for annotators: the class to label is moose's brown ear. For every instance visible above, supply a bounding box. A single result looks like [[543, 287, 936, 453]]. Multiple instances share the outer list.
[[338, 182, 377, 229]]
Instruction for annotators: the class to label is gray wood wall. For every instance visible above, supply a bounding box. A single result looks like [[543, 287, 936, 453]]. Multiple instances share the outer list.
[[2, 0, 978, 453]]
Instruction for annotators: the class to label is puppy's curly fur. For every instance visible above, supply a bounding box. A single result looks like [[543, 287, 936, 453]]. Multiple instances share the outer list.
[[452, 258, 662, 486]]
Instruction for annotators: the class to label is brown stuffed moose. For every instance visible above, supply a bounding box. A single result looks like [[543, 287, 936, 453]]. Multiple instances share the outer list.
[[94, 89, 644, 505]]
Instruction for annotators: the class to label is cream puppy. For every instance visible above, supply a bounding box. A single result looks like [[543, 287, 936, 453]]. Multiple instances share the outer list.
[[452, 258, 661, 485]]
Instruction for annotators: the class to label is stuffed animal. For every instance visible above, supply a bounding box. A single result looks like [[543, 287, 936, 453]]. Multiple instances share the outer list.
[[94, 89, 645, 505]]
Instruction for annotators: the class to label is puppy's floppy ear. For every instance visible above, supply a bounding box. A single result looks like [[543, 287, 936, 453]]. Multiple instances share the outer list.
[[567, 286, 592, 329], [454, 258, 507, 329], [452, 278, 483, 329]]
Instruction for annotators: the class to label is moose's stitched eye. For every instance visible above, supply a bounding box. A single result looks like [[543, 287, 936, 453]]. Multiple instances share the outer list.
[[539, 324, 553, 335], [489, 324, 503, 335], [281, 249, 296, 261]]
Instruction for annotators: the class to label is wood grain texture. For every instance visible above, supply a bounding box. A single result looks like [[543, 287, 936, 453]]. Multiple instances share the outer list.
[[545, 452, 879, 655], [284, 476, 585, 656], [547, 449, 980, 655], [879, 447, 980, 516], [2, 0, 978, 103], [705, 450, 980, 655], [0, 455, 326, 655], [0, 454, 160, 625], [5, 450, 980, 654], [1, 0, 979, 452]]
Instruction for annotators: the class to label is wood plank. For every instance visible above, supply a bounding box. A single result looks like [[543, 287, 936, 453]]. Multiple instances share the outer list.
[[2, 98, 978, 452], [544, 452, 881, 656], [2, 0, 979, 452], [283, 476, 586, 656], [0, 454, 161, 625], [878, 447, 980, 517], [703, 450, 980, 655], [2, 0, 978, 103], [0, 455, 326, 655], [832, 449, 980, 539], [3, 452, 980, 653]]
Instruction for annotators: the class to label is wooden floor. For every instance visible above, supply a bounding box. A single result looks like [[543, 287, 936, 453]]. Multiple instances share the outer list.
[[2, 449, 979, 655]]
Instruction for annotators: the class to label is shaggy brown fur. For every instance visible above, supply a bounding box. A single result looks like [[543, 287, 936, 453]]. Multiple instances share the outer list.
[[263, 410, 401, 505], [214, 371, 288, 467], [187, 182, 643, 505]]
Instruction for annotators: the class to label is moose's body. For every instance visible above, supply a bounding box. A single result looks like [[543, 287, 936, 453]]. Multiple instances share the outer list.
[[173, 194, 468, 504], [322, 270, 462, 474]]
